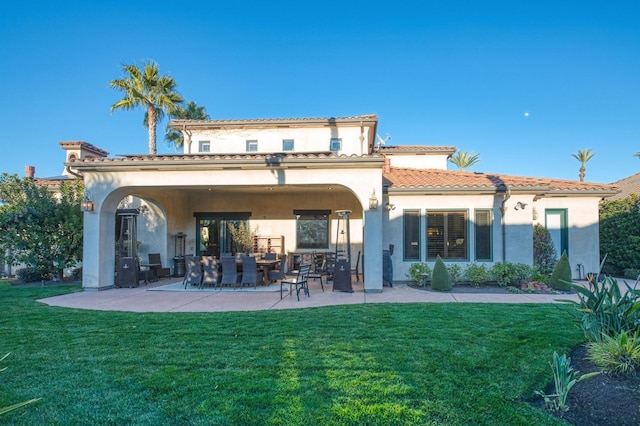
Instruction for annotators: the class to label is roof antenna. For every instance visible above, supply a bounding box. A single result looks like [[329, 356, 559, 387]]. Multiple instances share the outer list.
[[376, 133, 391, 151]]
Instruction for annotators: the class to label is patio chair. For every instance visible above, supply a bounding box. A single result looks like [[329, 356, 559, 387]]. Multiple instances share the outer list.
[[264, 252, 277, 261], [220, 256, 241, 289], [308, 257, 326, 291], [325, 252, 336, 282], [200, 256, 220, 289], [281, 263, 311, 301], [267, 254, 287, 283], [148, 253, 171, 279], [351, 251, 361, 282], [241, 255, 263, 288], [183, 256, 202, 289]]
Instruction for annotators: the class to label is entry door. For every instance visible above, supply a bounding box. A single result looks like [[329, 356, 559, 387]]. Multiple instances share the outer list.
[[545, 209, 568, 258]]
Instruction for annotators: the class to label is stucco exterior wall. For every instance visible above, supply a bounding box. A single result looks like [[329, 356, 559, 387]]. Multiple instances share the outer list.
[[187, 126, 372, 156], [384, 192, 603, 282], [385, 153, 449, 170]]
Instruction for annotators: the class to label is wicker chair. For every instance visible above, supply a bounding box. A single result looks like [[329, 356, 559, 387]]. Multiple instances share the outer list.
[[200, 256, 220, 289]]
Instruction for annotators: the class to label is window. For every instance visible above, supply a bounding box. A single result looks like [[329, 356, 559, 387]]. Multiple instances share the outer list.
[[246, 140, 258, 152], [199, 140, 210, 152], [474, 210, 492, 261], [545, 209, 568, 257], [294, 210, 330, 249], [403, 210, 421, 260], [427, 211, 467, 260], [282, 139, 294, 151], [330, 138, 342, 152]]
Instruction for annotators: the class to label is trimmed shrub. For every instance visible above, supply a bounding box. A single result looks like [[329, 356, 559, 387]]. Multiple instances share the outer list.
[[549, 251, 572, 291], [431, 255, 452, 291]]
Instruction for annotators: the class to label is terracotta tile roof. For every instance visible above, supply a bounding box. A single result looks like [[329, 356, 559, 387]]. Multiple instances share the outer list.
[[384, 167, 619, 196], [58, 141, 109, 157], [170, 114, 378, 129], [609, 173, 640, 200], [378, 145, 456, 154], [68, 152, 384, 169]]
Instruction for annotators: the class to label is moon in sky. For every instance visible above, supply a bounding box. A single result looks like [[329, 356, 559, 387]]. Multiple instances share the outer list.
[[524, 112, 530, 117]]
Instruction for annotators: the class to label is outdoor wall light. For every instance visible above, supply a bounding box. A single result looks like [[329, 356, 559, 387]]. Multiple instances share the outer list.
[[514, 201, 528, 210], [369, 190, 379, 210], [532, 207, 538, 220], [80, 191, 95, 213], [385, 202, 396, 211]]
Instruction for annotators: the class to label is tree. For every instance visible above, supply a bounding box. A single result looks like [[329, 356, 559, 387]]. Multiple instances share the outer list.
[[0, 174, 84, 281], [449, 150, 480, 171], [533, 223, 558, 275], [431, 255, 452, 291], [549, 251, 573, 291], [109, 61, 184, 154], [634, 152, 640, 159], [571, 148, 596, 182], [165, 101, 210, 149]]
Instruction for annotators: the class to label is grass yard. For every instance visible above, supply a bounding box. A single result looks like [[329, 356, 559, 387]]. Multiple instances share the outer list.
[[0, 281, 582, 425]]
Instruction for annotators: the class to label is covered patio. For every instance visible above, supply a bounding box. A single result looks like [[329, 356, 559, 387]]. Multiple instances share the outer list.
[[72, 153, 386, 292]]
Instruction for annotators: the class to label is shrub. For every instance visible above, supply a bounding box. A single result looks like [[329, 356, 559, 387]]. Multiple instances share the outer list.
[[533, 223, 558, 275], [599, 194, 640, 276], [16, 267, 51, 283], [586, 331, 640, 376], [464, 263, 491, 287], [549, 251, 572, 291], [407, 262, 431, 285], [535, 351, 599, 412], [446, 264, 463, 285], [491, 262, 534, 286], [623, 268, 640, 280], [431, 255, 452, 291]]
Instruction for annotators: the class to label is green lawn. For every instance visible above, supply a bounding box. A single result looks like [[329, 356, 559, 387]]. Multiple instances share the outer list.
[[0, 281, 581, 425]]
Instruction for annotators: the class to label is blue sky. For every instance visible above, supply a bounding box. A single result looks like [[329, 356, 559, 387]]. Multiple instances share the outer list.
[[1, 1, 638, 184]]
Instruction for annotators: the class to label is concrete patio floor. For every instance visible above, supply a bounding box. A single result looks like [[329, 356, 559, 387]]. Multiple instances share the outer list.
[[38, 277, 582, 313]]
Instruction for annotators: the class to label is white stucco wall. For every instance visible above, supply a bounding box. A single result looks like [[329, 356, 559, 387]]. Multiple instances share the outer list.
[[383, 192, 602, 282], [385, 153, 449, 170], [187, 126, 372, 156]]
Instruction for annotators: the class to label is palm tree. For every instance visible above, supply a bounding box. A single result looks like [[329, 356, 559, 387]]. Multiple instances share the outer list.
[[571, 148, 596, 182], [634, 152, 640, 159], [165, 101, 210, 149], [109, 62, 184, 154], [449, 150, 480, 171]]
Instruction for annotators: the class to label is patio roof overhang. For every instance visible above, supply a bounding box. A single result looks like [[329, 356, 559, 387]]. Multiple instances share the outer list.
[[66, 153, 386, 173]]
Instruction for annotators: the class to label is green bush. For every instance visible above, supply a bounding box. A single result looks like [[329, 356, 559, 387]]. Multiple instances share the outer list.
[[533, 224, 558, 275], [490, 262, 534, 286], [16, 267, 51, 283], [586, 331, 640, 376], [431, 255, 452, 291], [599, 194, 640, 276], [549, 251, 572, 291], [407, 262, 431, 285], [464, 263, 491, 287], [446, 264, 463, 285], [623, 268, 640, 280]]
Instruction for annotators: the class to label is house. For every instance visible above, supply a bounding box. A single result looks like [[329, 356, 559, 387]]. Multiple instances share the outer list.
[[609, 173, 640, 200], [65, 114, 618, 291]]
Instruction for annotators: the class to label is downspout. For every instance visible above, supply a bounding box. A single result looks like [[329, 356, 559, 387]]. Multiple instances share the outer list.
[[500, 187, 511, 262], [65, 165, 83, 179]]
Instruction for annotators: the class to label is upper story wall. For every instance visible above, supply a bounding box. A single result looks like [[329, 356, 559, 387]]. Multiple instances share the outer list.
[[170, 115, 378, 156], [379, 145, 456, 171]]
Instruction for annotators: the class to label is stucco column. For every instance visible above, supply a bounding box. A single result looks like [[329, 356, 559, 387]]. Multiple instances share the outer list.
[[363, 206, 384, 292], [82, 187, 116, 290]]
